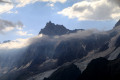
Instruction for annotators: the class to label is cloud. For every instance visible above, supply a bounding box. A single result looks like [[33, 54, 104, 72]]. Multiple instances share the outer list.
[[0, 0, 67, 14], [47, 3, 54, 7], [0, 19, 23, 34], [15, 0, 67, 7], [17, 31, 33, 36], [0, 28, 108, 50], [0, 38, 29, 49], [0, 34, 43, 49], [0, 3, 13, 14], [109, 0, 120, 6], [0, 0, 11, 3], [58, 0, 120, 21]]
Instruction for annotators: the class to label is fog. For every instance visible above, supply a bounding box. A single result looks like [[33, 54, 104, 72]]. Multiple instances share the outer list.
[[0, 29, 109, 76], [0, 29, 108, 55]]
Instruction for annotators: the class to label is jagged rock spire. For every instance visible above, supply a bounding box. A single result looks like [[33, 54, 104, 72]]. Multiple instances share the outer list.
[[39, 21, 84, 36]]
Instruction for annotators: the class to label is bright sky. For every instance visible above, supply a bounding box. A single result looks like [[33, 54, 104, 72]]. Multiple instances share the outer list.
[[0, 0, 119, 42]]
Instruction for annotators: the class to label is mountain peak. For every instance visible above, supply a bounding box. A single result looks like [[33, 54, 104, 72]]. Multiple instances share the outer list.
[[39, 21, 69, 36], [39, 21, 84, 36], [46, 21, 55, 27]]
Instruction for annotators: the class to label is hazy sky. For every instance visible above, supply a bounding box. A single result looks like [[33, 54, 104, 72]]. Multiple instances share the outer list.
[[0, 0, 119, 42]]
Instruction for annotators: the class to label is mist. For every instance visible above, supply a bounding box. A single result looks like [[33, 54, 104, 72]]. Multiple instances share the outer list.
[[0, 28, 109, 76], [0, 28, 108, 56]]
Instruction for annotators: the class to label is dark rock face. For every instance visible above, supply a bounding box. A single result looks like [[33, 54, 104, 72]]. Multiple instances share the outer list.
[[98, 42, 109, 52], [53, 39, 87, 66], [114, 19, 120, 28], [53, 34, 111, 66], [39, 21, 84, 36], [115, 35, 120, 49], [44, 64, 81, 80], [42, 57, 120, 80], [78, 57, 120, 80], [79, 57, 109, 80], [39, 21, 69, 36]]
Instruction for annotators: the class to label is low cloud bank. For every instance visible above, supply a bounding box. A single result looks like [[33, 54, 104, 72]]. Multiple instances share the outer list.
[[0, 28, 109, 76], [0, 29, 108, 53]]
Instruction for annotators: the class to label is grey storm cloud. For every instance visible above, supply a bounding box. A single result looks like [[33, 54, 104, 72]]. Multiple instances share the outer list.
[[0, 19, 23, 33], [109, 0, 120, 6], [0, 0, 11, 3]]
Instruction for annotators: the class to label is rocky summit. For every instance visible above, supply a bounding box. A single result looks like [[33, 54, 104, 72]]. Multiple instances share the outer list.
[[39, 21, 84, 36]]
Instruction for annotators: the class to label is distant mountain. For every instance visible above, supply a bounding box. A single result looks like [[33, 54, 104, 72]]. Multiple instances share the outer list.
[[39, 21, 84, 36]]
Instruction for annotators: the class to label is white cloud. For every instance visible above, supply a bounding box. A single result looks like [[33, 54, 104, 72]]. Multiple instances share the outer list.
[[0, 34, 43, 49], [0, 38, 29, 49], [0, 28, 107, 49], [47, 3, 54, 7], [0, 0, 67, 14], [17, 31, 33, 36], [58, 0, 120, 21], [2, 27, 14, 32], [15, 0, 67, 7], [15, 0, 32, 7], [0, 3, 14, 14]]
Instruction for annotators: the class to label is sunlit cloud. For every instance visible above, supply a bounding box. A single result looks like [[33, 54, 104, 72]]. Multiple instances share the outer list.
[[15, 0, 67, 7], [58, 0, 120, 21], [0, 3, 13, 14], [0, 0, 67, 14], [0, 38, 29, 49], [0, 28, 107, 50], [0, 34, 44, 49], [2, 27, 14, 32], [17, 31, 33, 36]]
